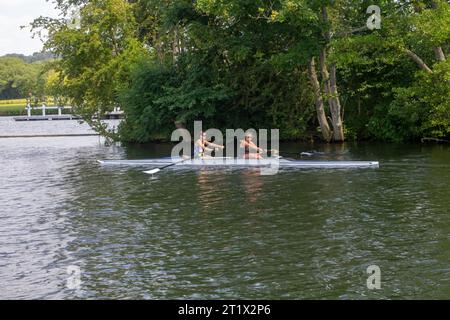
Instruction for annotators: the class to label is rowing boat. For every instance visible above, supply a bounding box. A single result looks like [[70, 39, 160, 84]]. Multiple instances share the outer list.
[[97, 157, 379, 169]]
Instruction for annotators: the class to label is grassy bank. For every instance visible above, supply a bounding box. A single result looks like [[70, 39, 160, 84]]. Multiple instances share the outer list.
[[0, 98, 56, 106], [0, 99, 28, 106], [0, 105, 25, 116], [0, 99, 57, 116]]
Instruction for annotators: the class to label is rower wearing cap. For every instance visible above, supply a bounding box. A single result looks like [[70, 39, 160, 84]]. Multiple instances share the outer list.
[[240, 133, 265, 159], [194, 131, 224, 158]]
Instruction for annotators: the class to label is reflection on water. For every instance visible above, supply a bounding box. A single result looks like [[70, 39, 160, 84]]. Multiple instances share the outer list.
[[196, 170, 227, 213], [241, 170, 265, 204], [0, 137, 449, 299]]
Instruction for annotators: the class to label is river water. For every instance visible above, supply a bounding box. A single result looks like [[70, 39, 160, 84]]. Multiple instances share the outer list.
[[0, 119, 449, 299]]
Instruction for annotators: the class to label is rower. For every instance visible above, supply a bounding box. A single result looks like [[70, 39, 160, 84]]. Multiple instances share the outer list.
[[194, 131, 224, 158], [240, 133, 265, 159]]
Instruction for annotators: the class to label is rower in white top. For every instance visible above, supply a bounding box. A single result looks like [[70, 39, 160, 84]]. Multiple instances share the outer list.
[[194, 131, 225, 158]]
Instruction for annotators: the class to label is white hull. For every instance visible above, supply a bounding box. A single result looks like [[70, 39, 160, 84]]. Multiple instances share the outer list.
[[97, 157, 379, 169]]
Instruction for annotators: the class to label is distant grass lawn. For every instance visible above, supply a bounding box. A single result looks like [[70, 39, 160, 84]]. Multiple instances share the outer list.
[[0, 99, 56, 115], [0, 99, 26, 114], [0, 98, 27, 106], [0, 98, 56, 107], [0, 104, 25, 113]]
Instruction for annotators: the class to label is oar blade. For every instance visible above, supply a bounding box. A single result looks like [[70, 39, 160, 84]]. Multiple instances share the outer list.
[[301, 152, 314, 157], [144, 168, 161, 175]]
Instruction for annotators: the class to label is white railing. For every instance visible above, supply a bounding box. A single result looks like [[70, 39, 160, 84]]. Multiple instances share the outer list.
[[24, 103, 124, 118], [25, 103, 73, 117]]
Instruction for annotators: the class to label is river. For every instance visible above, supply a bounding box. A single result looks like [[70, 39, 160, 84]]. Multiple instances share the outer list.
[[0, 119, 449, 299]]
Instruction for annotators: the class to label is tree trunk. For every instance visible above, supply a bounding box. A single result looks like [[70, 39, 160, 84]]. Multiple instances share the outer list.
[[322, 7, 332, 43], [434, 47, 446, 62], [431, 1, 446, 62], [320, 6, 345, 142], [405, 49, 433, 73], [308, 57, 332, 142], [329, 65, 345, 141], [319, 49, 333, 110]]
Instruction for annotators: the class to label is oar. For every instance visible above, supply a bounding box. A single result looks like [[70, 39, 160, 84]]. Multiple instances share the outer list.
[[278, 151, 300, 156], [264, 149, 300, 157], [144, 157, 190, 175], [270, 150, 304, 156], [280, 150, 324, 157], [268, 150, 320, 157]]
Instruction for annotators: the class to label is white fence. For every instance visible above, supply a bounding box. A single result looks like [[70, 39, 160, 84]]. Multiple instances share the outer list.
[[25, 103, 73, 117]]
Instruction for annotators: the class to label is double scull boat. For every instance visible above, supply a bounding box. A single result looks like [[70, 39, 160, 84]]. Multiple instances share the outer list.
[[97, 157, 379, 169]]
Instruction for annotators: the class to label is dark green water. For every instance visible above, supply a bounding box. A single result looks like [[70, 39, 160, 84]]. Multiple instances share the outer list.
[[0, 137, 449, 299]]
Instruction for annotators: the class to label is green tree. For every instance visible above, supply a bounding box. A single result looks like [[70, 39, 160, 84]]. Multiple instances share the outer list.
[[30, 0, 449, 142], [0, 57, 41, 99], [31, 0, 148, 137], [332, 0, 450, 141], [120, 0, 317, 142]]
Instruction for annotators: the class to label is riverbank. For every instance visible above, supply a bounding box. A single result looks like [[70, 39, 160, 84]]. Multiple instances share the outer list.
[[0, 105, 25, 116], [0, 99, 61, 116]]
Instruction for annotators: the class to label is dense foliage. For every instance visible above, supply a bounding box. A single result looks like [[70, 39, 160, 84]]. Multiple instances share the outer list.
[[0, 55, 54, 100], [30, 0, 449, 142], [333, 0, 450, 141]]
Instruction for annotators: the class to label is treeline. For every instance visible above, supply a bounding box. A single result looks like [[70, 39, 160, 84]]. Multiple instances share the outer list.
[[2, 52, 55, 64], [0, 53, 55, 100], [32, 0, 449, 142]]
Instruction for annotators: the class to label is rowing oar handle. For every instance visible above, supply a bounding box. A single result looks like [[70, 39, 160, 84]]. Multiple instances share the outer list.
[[161, 158, 189, 170], [266, 149, 279, 155]]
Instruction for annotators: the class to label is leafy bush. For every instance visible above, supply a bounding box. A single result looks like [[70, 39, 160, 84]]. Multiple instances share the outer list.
[[388, 61, 450, 140]]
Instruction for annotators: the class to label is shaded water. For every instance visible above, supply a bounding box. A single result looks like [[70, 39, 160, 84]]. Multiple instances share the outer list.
[[0, 136, 448, 299]]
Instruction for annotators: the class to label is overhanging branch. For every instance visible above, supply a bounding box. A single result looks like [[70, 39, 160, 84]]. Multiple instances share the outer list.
[[405, 49, 433, 73]]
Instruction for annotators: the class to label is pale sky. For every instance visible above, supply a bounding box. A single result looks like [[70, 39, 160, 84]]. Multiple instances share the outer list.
[[0, 0, 60, 56]]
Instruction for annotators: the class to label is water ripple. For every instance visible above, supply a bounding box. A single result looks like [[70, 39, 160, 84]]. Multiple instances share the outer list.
[[0, 138, 449, 299]]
